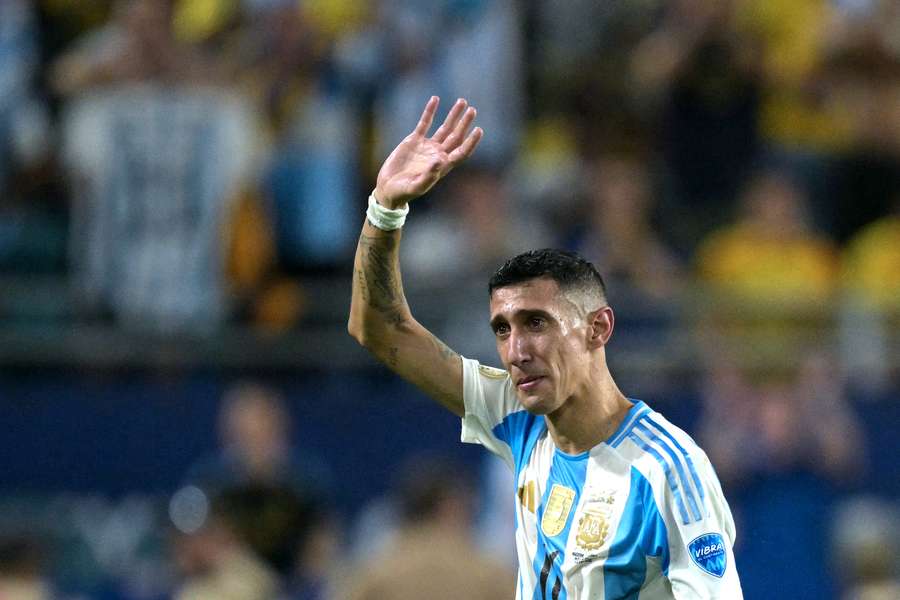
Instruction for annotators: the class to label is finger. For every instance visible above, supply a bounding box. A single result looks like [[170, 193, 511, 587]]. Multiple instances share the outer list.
[[431, 98, 467, 143], [413, 96, 440, 136], [442, 106, 477, 152], [448, 126, 484, 165]]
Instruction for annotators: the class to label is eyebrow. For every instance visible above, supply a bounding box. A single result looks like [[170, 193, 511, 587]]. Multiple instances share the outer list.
[[489, 308, 556, 330]]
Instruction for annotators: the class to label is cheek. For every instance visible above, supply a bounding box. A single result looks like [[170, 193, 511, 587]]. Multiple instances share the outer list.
[[541, 341, 567, 379], [553, 338, 586, 376]]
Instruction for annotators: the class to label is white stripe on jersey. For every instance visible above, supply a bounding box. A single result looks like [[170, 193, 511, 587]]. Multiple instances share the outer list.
[[460, 357, 743, 600]]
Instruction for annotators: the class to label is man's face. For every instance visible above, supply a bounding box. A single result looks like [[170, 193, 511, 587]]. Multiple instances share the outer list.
[[489, 277, 595, 415]]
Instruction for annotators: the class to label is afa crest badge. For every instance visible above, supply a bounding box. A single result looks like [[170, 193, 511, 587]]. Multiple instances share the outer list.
[[688, 533, 727, 578], [572, 492, 617, 563], [575, 506, 610, 551]]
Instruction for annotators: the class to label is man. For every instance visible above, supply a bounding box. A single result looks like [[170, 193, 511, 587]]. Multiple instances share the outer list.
[[341, 456, 515, 600], [183, 382, 337, 594], [348, 97, 743, 599]]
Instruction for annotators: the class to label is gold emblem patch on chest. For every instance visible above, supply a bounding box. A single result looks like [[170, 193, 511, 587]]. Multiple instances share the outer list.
[[541, 484, 576, 537], [575, 506, 612, 551], [518, 480, 537, 514]]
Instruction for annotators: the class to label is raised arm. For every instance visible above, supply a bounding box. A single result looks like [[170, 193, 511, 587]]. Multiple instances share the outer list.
[[348, 97, 483, 417]]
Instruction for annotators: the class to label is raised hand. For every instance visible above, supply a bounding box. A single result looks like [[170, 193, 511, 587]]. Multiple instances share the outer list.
[[374, 96, 483, 209]]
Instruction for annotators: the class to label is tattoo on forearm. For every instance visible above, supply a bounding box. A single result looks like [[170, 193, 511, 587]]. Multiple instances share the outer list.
[[358, 231, 406, 325], [388, 347, 399, 368], [356, 267, 369, 304]]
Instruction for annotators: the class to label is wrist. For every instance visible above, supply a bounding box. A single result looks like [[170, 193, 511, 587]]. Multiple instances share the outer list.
[[367, 191, 409, 231], [373, 188, 407, 211]]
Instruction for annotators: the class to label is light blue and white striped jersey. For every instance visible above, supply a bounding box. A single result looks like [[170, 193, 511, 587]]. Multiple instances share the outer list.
[[460, 358, 743, 599]]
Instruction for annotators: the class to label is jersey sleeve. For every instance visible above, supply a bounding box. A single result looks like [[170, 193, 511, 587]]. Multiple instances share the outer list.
[[459, 356, 525, 470], [658, 449, 743, 599]]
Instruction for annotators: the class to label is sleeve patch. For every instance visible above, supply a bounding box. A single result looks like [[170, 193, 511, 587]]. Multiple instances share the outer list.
[[478, 364, 508, 379], [688, 533, 727, 578]]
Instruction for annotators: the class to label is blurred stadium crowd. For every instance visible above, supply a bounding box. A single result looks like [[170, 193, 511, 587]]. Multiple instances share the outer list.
[[0, 0, 899, 598]]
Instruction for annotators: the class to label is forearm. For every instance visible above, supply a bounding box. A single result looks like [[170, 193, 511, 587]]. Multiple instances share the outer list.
[[348, 216, 464, 414], [345, 95, 478, 413], [348, 219, 413, 348]]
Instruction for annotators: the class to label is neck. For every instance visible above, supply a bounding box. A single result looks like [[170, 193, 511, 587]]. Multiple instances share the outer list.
[[545, 368, 631, 455]]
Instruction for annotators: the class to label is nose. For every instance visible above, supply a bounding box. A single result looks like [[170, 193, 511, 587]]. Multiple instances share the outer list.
[[506, 329, 532, 368]]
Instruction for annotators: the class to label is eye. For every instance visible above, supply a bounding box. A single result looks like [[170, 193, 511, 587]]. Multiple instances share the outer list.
[[493, 323, 510, 337], [528, 316, 546, 330]]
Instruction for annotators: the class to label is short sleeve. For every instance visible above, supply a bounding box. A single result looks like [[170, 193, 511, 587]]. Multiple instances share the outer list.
[[660, 450, 743, 599], [459, 356, 522, 469]]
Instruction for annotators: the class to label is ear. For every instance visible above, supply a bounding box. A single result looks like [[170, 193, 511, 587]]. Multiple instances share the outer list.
[[587, 306, 615, 348]]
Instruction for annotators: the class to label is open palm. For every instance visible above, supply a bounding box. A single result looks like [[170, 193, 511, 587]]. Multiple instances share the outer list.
[[375, 97, 483, 208]]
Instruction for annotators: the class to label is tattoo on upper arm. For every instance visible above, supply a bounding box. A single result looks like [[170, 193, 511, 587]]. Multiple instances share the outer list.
[[358, 232, 405, 325]]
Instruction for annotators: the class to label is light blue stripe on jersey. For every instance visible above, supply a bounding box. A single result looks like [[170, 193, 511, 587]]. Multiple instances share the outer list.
[[608, 401, 651, 448], [530, 449, 588, 600], [634, 421, 703, 523], [604, 467, 670, 598], [627, 431, 691, 525], [642, 416, 708, 518], [492, 410, 546, 480], [492, 410, 547, 532]]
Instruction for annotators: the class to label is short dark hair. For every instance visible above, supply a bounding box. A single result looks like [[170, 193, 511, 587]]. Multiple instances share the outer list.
[[488, 249, 608, 304]]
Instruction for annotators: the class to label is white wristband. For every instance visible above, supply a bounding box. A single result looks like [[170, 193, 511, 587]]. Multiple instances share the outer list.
[[366, 192, 409, 231]]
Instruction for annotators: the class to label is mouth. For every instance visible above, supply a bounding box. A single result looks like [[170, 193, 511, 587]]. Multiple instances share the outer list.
[[516, 376, 545, 392]]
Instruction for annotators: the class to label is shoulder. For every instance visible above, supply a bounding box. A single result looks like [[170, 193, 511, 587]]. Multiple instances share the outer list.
[[472, 359, 510, 382], [461, 356, 519, 424], [614, 406, 731, 529], [641, 411, 706, 460], [611, 405, 711, 486], [460, 356, 544, 466]]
